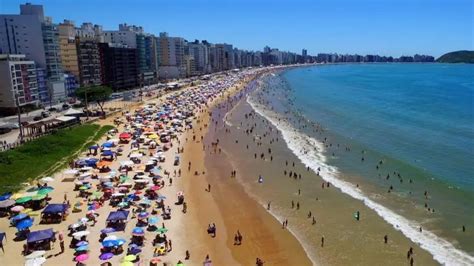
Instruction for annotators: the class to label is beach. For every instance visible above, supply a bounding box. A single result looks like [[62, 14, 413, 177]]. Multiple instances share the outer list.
[[1, 64, 472, 266], [0, 66, 314, 266]]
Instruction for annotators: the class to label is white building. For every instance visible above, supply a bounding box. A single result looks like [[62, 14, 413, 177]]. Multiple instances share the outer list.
[[0, 54, 39, 110]]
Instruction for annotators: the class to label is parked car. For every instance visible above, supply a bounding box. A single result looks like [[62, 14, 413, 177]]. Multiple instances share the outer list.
[[33, 116, 43, 121], [41, 111, 51, 117], [62, 104, 70, 110]]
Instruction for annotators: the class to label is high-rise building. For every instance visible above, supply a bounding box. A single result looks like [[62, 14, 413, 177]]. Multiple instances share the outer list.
[[36, 67, 48, 104], [186, 40, 210, 75], [99, 43, 138, 90], [157, 32, 185, 79], [0, 54, 38, 113], [58, 20, 79, 78], [76, 22, 104, 42], [0, 4, 66, 103], [76, 37, 102, 86]]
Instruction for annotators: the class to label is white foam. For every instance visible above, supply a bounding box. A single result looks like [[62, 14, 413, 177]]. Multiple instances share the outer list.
[[247, 88, 474, 266]]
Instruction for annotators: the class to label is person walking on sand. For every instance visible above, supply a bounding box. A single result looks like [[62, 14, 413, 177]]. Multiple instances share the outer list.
[[58, 231, 65, 254], [207, 183, 211, 192], [321, 236, 325, 247]]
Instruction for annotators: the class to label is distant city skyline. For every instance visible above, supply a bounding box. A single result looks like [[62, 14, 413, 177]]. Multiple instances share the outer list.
[[1, 0, 472, 58]]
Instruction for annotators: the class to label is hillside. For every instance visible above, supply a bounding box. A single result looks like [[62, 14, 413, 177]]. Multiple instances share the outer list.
[[436, 50, 474, 63]]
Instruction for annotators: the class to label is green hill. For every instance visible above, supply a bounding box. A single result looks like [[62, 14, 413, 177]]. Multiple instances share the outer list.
[[436, 50, 474, 63]]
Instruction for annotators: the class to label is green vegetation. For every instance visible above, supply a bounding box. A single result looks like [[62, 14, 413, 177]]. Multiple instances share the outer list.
[[0, 124, 113, 193], [436, 50, 474, 63], [75, 86, 113, 114]]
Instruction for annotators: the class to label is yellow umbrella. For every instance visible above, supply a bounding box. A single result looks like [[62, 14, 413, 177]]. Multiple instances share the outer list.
[[12, 193, 24, 200], [21, 208, 33, 214], [123, 255, 136, 261], [121, 261, 134, 266], [148, 134, 158, 139]]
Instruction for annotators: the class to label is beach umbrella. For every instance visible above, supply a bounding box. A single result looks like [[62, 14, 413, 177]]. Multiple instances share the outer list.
[[124, 254, 137, 262], [137, 212, 149, 219], [0, 192, 12, 201], [24, 250, 46, 259], [132, 227, 144, 236], [76, 241, 89, 247], [37, 187, 54, 195], [40, 177, 54, 183], [16, 196, 32, 204], [156, 227, 168, 233], [25, 257, 46, 266], [150, 258, 162, 264], [149, 185, 160, 191], [0, 199, 15, 208], [102, 240, 118, 248], [120, 262, 134, 266], [16, 218, 33, 230], [75, 253, 89, 262], [11, 193, 24, 200], [116, 238, 126, 246], [117, 202, 129, 208], [101, 227, 116, 234], [104, 235, 118, 241], [75, 245, 89, 251], [148, 216, 159, 224], [128, 247, 142, 255], [99, 252, 114, 261], [11, 213, 28, 221], [72, 230, 90, 238], [32, 194, 46, 201]]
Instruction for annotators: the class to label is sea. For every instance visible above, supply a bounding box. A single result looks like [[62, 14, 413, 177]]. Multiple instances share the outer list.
[[242, 63, 474, 264]]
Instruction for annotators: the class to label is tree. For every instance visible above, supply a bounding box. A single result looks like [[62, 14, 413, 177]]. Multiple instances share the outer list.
[[75, 86, 113, 118]]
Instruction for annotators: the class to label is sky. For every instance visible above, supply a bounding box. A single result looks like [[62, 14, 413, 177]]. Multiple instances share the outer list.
[[0, 0, 472, 57]]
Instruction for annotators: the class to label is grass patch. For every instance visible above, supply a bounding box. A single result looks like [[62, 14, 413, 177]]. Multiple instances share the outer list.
[[0, 124, 112, 193]]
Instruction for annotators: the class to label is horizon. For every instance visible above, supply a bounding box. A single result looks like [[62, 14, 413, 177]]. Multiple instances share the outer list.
[[0, 0, 472, 58]]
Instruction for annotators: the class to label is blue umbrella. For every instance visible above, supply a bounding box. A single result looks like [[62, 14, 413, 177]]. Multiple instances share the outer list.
[[76, 241, 89, 247], [11, 213, 28, 222], [132, 227, 144, 235], [75, 245, 89, 251], [102, 240, 118, 248], [129, 247, 142, 255], [101, 142, 114, 148], [16, 218, 33, 230], [101, 228, 116, 234], [148, 216, 159, 224], [0, 192, 12, 201], [116, 238, 126, 245]]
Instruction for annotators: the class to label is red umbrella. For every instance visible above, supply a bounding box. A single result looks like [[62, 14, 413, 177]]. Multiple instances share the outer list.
[[119, 132, 131, 139]]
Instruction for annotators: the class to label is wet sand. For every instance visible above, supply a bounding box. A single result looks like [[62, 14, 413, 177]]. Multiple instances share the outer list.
[[204, 74, 439, 265]]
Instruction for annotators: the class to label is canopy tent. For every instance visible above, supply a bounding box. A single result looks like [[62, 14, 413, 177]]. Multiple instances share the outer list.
[[54, 116, 76, 122], [64, 108, 83, 116], [27, 229, 54, 244], [101, 150, 115, 157], [42, 204, 68, 214], [106, 210, 129, 221]]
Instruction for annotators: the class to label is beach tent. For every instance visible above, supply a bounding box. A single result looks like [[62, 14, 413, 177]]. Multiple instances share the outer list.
[[42, 204, 68, 215], [27, 229, 55, 250], [101, 150, 115, 157], [106, 210, 129, 221]]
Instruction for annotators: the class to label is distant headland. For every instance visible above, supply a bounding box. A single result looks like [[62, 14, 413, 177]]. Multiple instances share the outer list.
[[436, 50, 474, 64]]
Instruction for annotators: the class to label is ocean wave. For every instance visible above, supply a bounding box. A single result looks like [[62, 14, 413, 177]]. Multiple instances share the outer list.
[[247, 88, 474, 266]]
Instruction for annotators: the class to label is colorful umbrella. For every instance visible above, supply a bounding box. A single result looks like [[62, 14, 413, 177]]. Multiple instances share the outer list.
[[148, 216, 159, 224], [99, 252, 114, 261], [32, 194, 46, 201], [10, 205, 24, 212], [76, 241, 89, 247], [156, 227, 168, 233], [102, 240, 118, 248], [16, 196, 32, 204], [137, 212, 149, 219], [124, 254, 136, 261], [24, 250, 45, 259], [101, 228, 116, 234], [72, 231, 90, 238], [75, 253, 89, 262], [16, 218, 33, 230], [75, 245, 89, 251], [132, 227, 144, 236], [37, 187, 54, 195]]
